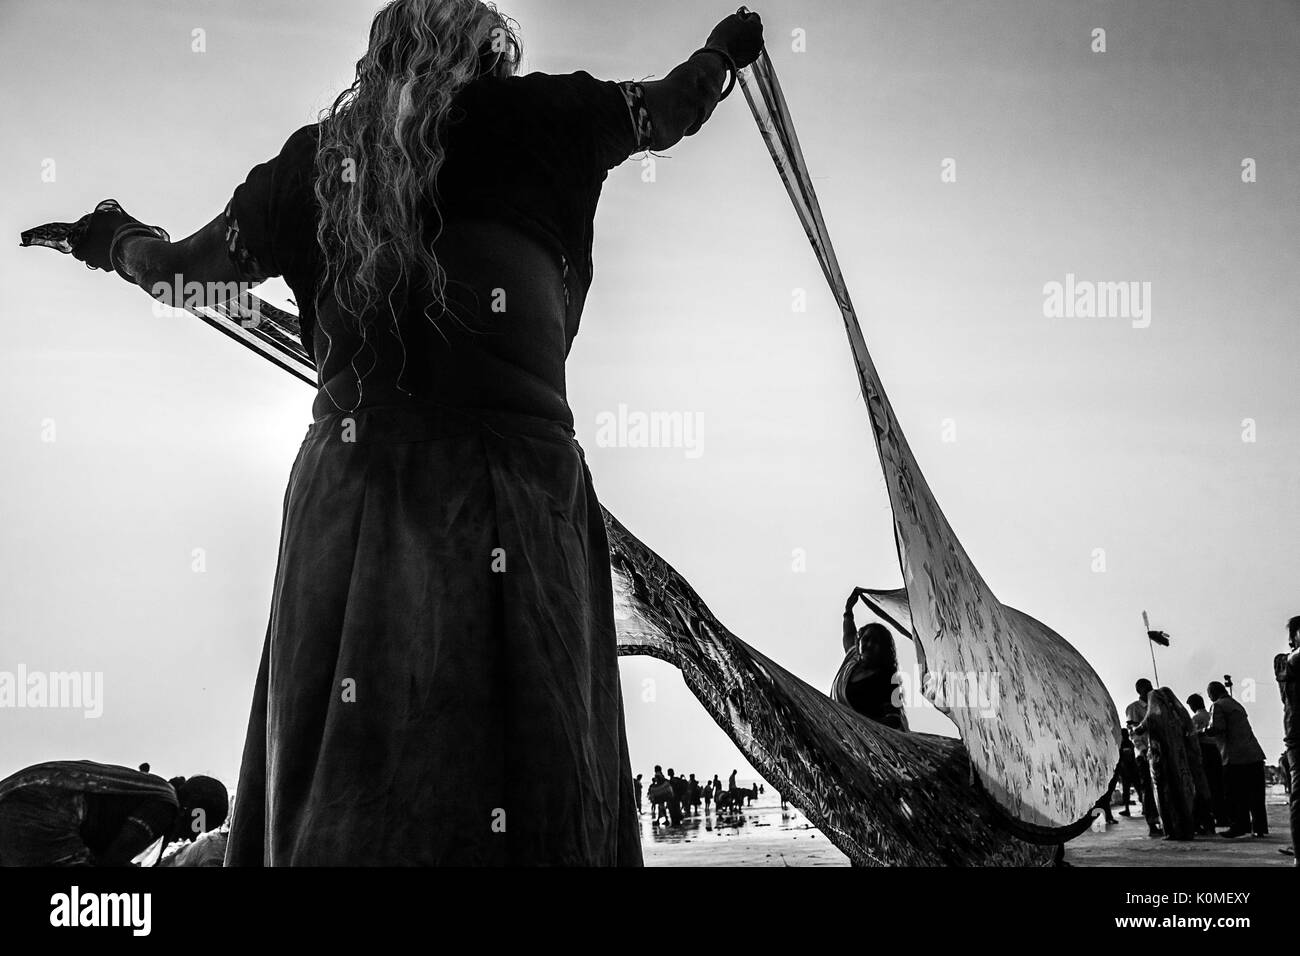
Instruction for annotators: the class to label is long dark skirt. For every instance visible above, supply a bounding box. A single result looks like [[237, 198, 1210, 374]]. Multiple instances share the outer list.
[[225, 404, 642, 866], [1199, 740, 1228, 825], [1148, 732, 1201, 840]]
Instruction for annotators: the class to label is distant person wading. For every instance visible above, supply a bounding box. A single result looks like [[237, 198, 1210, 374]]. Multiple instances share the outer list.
[[34, 0, 764, 865]]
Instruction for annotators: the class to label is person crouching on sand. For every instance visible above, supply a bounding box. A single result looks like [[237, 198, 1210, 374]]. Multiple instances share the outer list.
[[0, 760, 228, 866]]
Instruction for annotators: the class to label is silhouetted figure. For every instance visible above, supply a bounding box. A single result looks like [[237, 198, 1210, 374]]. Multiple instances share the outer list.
[[1114, 728, 1140, 815], [1094, 789, 1117, 825], [1187, 693, 1228, 826], [1204, 681, 1268, 837], [667, 769, 686, 826], [1126, 678, 1162, 836], [648, 766, 671, 825], [1135, 688, 1207, 841], [633, 774, 643, 815], [834, 589, 908, 729], [1277, 616, 1300, 864]]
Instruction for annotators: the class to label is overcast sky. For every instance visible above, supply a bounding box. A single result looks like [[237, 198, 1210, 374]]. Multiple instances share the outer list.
[[1, 0, 1297, 793]]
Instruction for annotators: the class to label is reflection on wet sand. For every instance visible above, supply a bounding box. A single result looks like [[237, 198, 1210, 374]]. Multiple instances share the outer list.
[[640, 795, 850, 866]]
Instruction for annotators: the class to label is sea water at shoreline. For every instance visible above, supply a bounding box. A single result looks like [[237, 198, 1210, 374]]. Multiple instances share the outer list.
[[640, 791, 850, 867]]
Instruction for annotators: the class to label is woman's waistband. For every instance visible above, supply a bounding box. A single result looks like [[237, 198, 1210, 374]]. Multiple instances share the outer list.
[[303, 402, 577, 446]]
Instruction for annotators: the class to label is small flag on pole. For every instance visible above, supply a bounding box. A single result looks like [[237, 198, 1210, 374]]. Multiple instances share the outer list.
[[1141, 611, 1171, 646], [1141, 611, 1166, 685]]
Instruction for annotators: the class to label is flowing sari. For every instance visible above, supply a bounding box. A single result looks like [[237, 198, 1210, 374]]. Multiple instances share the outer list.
[[1138, 690, 1207, 840]]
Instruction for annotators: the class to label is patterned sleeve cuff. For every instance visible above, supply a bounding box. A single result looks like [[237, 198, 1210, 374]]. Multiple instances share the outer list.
[[223, 200, 269, 283], [618, 80, 654, 153], [125, 815, 160, 839]]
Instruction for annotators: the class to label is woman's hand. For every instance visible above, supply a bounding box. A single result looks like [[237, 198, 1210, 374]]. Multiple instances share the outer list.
[[845, 586, 866, 612], [70, 201, 149, 273], [24, 201, 248, 304], [630, 9, 763, 150], [21, 199, 170, 279], [704, 8, 764, 69]]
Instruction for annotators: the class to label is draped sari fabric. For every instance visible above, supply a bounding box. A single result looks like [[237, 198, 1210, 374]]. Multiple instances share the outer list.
[[606, 511, 1050, 865], [1140, 688, 1211, 840], [737, 51, 1119, 834]]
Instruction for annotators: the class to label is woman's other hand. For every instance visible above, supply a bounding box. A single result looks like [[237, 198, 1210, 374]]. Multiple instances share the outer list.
[[69, 202, 144, 272], [704, 8, 764, 69], [19, 199, 157, 273], [638, 9, 764, 150]]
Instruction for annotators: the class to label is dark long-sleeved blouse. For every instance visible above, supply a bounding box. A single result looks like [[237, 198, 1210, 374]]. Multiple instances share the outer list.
[[226, 72, 652, 423]]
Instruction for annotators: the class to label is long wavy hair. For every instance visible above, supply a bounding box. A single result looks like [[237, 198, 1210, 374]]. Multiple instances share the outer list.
[[857, 622, 900, 675], [314, 0, 522, 323]]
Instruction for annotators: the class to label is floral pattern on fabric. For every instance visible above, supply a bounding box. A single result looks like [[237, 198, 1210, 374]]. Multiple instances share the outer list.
[[223, 200, 268, 283], [618, 81, 654, 153]]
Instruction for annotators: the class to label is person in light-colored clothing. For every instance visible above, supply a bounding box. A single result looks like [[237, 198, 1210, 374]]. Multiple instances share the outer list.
[[1125, 679, 1161, 836]]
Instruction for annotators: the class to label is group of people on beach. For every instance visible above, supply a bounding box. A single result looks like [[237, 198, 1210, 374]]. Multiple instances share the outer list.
[[633, 768, 764, 826], [1101, 615, 1300, 865]]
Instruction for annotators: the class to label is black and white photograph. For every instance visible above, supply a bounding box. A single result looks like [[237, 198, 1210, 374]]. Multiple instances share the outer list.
[[1, 0, 1297, 938]]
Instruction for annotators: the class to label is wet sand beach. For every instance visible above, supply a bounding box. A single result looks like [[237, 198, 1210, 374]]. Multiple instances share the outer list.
[[1066, 791, 1294, 867], [641, 790, 1294, 867], [640, 794, 850, 867]]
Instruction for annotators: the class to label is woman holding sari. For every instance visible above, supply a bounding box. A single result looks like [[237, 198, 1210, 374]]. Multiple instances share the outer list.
[[833, 589, 909, 730], [1134, 688, 1212, 840], [26, 1, 764, 865]]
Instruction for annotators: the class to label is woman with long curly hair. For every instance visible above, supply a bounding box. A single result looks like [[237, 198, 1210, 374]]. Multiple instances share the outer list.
[[31, 1, 764, 865]]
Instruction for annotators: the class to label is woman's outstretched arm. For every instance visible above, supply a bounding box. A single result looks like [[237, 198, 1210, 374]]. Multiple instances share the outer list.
[[115, 213, 247, 307], [641, 10, 763, 150], [33, 199, 252, 308]]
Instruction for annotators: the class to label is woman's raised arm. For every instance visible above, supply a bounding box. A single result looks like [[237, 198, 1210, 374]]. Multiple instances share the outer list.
[[641, 9, 764, 150]]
